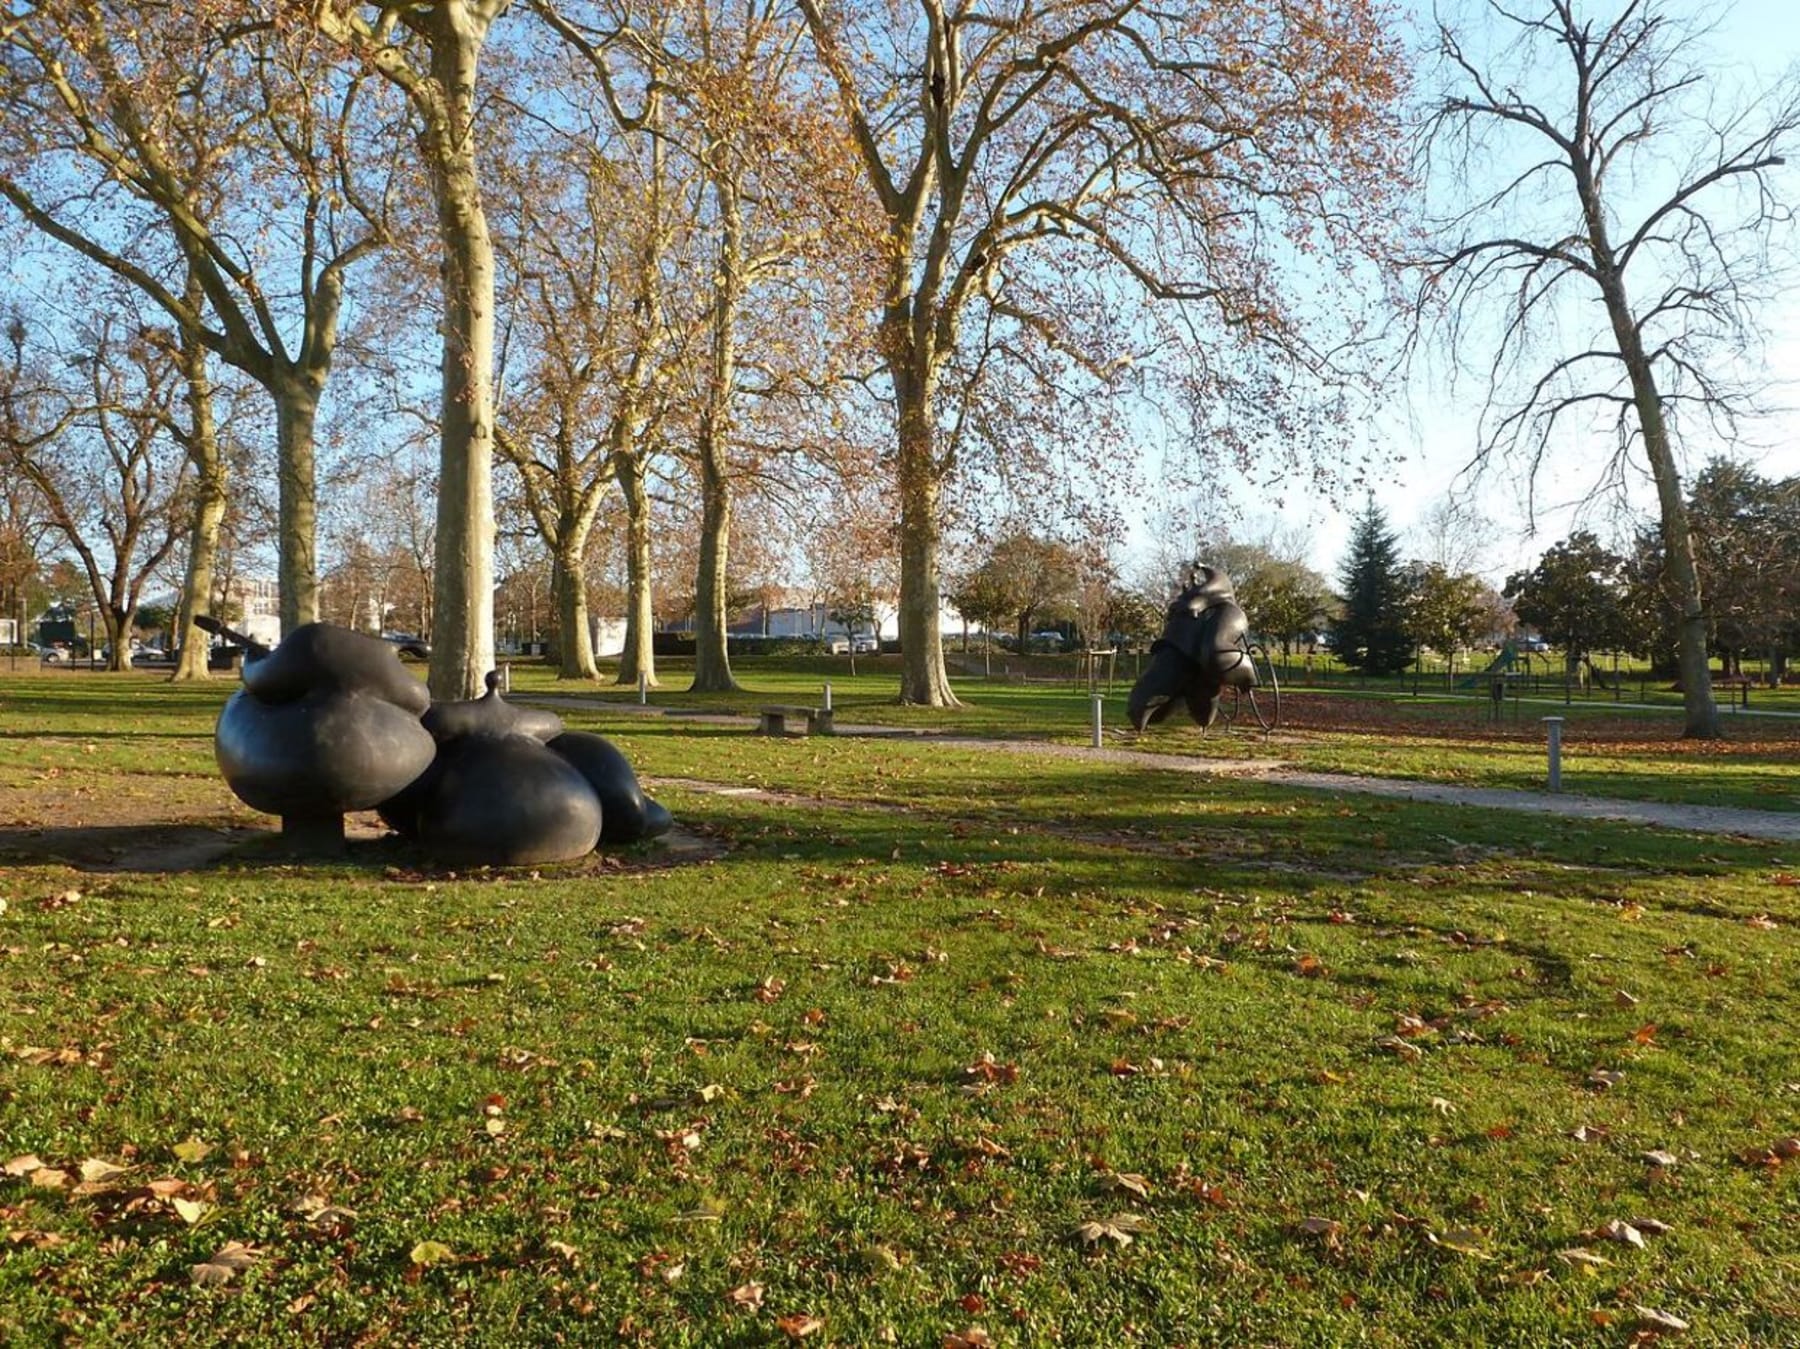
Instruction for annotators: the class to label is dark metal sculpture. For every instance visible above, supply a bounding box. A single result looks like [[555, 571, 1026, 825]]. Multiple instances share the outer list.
[[1127, 567, 1278, 732], [378, 673, 672, 865], [204, 618, 670, 862], [207, 619, 436, 848]]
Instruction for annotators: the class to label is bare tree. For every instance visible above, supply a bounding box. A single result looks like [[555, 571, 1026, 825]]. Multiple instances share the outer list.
[[1419, 0, 1800, 737], [796, 0, 1410, 706], [489, 60, 687, 686], [0, 5, 396, 634], [3, 311, 190, 670]]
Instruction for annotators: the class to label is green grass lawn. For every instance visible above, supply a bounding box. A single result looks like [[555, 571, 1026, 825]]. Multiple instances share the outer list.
[[0, 673, 1797, 1344], [508, 657, 1800, 814]]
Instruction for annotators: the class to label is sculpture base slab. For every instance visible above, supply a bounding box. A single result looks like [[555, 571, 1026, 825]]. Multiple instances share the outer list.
[[279, 813, 347, 855]]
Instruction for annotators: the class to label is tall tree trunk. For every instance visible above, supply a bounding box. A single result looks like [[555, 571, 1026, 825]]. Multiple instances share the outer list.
[[552, 533, 598, 680], [690, 434, 737, 692], [271, 376, 320, 634], [891, 345, 957, 706], [1611, 318, 1718, 737], [174, 318, 226, 682], [690, 170, 743, 694], [1579, 168, 1718, 739], [616, 454, 657, 689], [422, 13, 498, 700], [102, 605, 129, 672]]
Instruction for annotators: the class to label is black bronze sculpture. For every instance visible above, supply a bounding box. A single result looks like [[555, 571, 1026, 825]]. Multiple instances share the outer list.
[[203, 618, 670, 862], [1127, 567, 1275, 732], [378, 673, 672, 865], [207, 619, 436, 848]]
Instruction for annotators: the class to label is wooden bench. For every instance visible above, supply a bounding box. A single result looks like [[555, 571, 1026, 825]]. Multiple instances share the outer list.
[[757, 704, 833, 736]]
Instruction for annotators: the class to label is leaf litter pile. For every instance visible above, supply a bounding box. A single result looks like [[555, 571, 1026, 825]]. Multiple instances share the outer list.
[[1, 694, 1798, 1344]]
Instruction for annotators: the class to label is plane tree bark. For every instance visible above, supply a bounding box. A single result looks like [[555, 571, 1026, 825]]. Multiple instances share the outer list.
[[309, 0, 512, 699], [1418, 0, 1800, 739]]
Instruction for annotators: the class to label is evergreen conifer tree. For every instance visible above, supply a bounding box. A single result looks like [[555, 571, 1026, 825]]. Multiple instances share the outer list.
[[1331, 501, 1414, 675]]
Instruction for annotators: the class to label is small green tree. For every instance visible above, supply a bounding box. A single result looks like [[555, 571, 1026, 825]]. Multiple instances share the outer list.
[[1504, 532, 1630, 671], [1403, 564, 1489, 677], [1330, 502, 1413, 676]]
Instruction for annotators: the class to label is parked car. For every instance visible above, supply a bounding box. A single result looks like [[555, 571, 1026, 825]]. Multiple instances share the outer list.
[[1520, 635, 1551, 653], [823, 634, 850, 655], [383, 633, 431, 659], [851, 633, 879, 654]]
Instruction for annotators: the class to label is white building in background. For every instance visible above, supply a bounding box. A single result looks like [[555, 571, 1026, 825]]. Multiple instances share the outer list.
[[215, 577, 281, 647]]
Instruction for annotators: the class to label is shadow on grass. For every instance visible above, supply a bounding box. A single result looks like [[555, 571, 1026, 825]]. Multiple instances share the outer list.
[[0, 819, 729, 877]]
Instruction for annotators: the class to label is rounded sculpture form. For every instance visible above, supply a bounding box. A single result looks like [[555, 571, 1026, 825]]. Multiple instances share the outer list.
[[213, 622, 435, 817], [1128, 567, 1260, 732], [546, 731, 675, 844], [380, 673, 673, 865]]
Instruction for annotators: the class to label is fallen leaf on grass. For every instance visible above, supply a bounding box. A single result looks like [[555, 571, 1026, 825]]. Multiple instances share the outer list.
[[409, 1240, 455, 1268], [963, 1052, 1020, 1086], [1556, 1247, 1611, 1269], [172, 1197, 209, 1225], [1587, 1069, 1625, 1090], [1297, 1216, 1342, 1245], [1375, 1036, 1422, 1062], [1635, 1306, 1690, 1333], [1073, 1213, 1150, 1247], [1614, 990, 1640, 1009], [727, 1282, 764, 1310], [1642, 1150, 1679, 1168], [4, 1154, 45, 1176], [290, 1194, 358, 1226], [1426, 1227, 1489, 1258], [1100, 1172, 1151, 1198], [76, 1158, 127, 1185], [171, 1137, 213, 1164], [191, 1241, 260, 1287], [29, 1167, 70, 1190], [777, 1313, 824, 1338], [944, 1328, 993, 1348], [1589, 1219, 1647, 1249]]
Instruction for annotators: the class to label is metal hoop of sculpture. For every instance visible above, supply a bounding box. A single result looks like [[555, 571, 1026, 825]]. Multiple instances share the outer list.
[[1127, 568, 1280, 735], [203, 618, 671, 862], [1218, 638, 1280, 733]]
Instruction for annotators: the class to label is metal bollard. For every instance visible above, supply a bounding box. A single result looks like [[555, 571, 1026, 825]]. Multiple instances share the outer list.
[[1092, 692, 1104, 747], [823, 681, 832, 712], [638, 671, 648, 705], [1542, 716, 1564, 792], [500, 662, 510, 694]]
